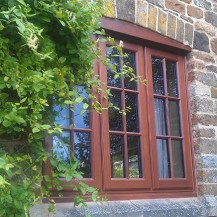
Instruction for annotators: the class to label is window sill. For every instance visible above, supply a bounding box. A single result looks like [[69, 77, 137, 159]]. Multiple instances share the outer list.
[[30, 196, 217, 217]]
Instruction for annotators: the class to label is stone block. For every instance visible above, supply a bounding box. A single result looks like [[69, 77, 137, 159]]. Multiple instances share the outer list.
[[193, 127, 216, 138], [158, 10, 167, 35], [189, 84, 210, 97], [116, 0, 135, 23], [176, 19, 184, 43], [180, 15, 194, 23], [195, 20, 216, 37], [104, 0, 116, 18], [201, 154, 217, 168], [187, 51, 215, 63], [206, 65, 217, 73], [194, 138, 217, 155], [185, 23, 193, 46], [205, 11, 217, 28], [198, 183, 217, 196], [148, 4, 157, 31], [188, 60, 205, 70], [194, 0, 212, 10], [211, 38, 217, 55], [136, 0, 148, 27], [146, 0, 164, 8], [190, 96, 213, 113], [187, 5, 203, 19], [167, 13, 176, 39], [193, 31, 210, 53], [165, 0, 185, 15], [211, 87, 217, 98], [180, 0, 192, 3]]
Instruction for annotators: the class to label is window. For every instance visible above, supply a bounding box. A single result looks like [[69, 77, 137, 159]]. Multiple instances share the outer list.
[[45, 18, 196, 200]]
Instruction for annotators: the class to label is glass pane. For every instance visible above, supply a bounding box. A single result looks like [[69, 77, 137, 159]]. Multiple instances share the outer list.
[[109, 90, 123, 131], [152, 57, 164, 95], [166, 61, 178, 97], [172, 140, 185, 178], [106, 46, 121, 88], [110, 134, 125, 178], [124, 50, 137, 90], [125, 93, 139, 132], [128, 136, 142, 178], [74, 86, 90, 129], [154, 98, 167, 135], [54, 105, 70, 128], [53, 131, 70, 162], [169, 100, 181, 136], [157, 139, 171, 178], [74, 132, 91, 178]]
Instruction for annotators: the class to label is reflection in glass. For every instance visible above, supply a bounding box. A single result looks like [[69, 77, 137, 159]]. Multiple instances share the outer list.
[[154, 98, 167, 135], [157, 139, 171, 178], [54, 105, 70, 128], [169, 100, 181, 136], [125, 93, 139, 132], [106, 46, 121, 88], [152, 57, 164, 95], [110, 134, 125, 178], [123, 51, 137, 90], [128, 136, 141, 178], [74, 132, 91, 178], [166, 61, 178, 97], [53, 131, 70, 162], [172, 140, 185, 178], [109, 90, 123, 131], [74, 86, 90, 129]]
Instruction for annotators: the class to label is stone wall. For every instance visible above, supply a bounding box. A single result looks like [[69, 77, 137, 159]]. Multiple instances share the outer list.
[[105, 0, 217, 197]]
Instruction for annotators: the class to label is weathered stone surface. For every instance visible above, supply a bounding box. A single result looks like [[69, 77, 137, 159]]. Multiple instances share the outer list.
[[214, 3, 217, 13], [148, 4, 157, 31], [191, 96, 213, 113], [167, 13, 176, 39], [200, 169, 217, 183], [158, 10, 167, 35], [205, 11, 217, 28], [165, 0, 185, 15], [180, 0, 192, 3], [187, 5, 203, 18], [206, 64, 217, 73], [180, 15, 194, 23], [192, 114, 217, 126], [195, 20, 216, 37], [188, 60, 205, 70], [146, 0, 164, 8], [211, 87, 217, 98], [136, 0, 148, 27], [187, 51, 215, 63], [105, 0, 116, 18], [189, 84, 210, 97], [193, 31, 210, 53], [185, 23, 194, 46], [215, 100, 217, 113], [176, 19, 184, 42], [199, 183, 217, 196], [116, 0, 135, 23], [193, 127, 216, 138], [194, 0, 212, 10], [201, 154, 217, 168], [194, 138, 217, 155], [211, 38, 217, 54]]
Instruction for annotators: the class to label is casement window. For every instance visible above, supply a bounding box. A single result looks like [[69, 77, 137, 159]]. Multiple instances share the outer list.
[[45, 18, 196, 200]]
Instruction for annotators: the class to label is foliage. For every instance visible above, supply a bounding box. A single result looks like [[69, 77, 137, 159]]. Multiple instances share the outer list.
[[0, 0, 104, 216]]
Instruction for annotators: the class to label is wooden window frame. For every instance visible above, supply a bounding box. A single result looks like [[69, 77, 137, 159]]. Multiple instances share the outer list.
[[44, 17, 197, 201]]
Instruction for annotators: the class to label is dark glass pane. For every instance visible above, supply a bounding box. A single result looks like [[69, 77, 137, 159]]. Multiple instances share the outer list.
[[110, 134, 125, 178], [156, 139, 171, 178], [172, 140, 185, 178], [152, 57, 164, 95], [54, 105, 70, 128], [53, 131, 70, 162], [74, 86, 90, 129], [166, 61, 178, 97], [123, 50, 137, 90], [127, 136, 142, 178], [106, 46, 121, 88], [154, 98, 167, 135], [169, 100, 181, 136], [74, 132, 91, 178], [125, 93, 139, 132], [109, 90, 123, 131]]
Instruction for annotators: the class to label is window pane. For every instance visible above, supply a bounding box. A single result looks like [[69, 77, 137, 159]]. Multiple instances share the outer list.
[[74, 132, 91, 178], [109, 90, 123, 131], [53, 131, 70, 162], [125, 93, 139, 132], [166, 61, 178, 97], [154, 98, 167, 135], [54, 105, 70, 128], [152, 57, 164, 95], [110, 134, 125, 178], [128, 136, 142, 178], [169, 100, 181, 136], [157, 139, 171, 178], [124, 51, 137, 90], [106, 46, 121, 88], [74, 86, 90, 129], [172, 140, 185, 178]]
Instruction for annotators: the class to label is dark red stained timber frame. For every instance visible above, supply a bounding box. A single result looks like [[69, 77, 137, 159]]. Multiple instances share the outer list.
[[44, 17, 197, 201]]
